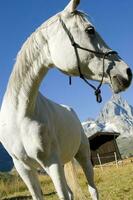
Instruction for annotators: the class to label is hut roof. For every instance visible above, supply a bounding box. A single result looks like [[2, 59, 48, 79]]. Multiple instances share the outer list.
[[89, 131, 120, 150]]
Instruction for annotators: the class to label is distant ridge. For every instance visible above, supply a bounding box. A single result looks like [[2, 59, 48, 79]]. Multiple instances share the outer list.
[[0, 144, 13, 172]]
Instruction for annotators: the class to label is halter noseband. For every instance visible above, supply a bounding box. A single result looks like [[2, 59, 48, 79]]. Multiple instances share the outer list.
[[59, 17, 118, 103]]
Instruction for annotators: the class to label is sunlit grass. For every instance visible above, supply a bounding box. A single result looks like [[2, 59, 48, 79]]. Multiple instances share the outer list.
[[0, 159, 133, 200]]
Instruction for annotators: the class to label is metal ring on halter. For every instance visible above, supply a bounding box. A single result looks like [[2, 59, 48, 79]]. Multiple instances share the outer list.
[[59, 17, 118, 103]]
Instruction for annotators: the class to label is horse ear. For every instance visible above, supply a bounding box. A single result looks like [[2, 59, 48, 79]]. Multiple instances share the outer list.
[[64, 0, 80, 12]]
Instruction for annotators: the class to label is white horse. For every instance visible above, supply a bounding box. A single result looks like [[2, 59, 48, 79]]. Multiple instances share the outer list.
[[0, 0, 132, 200]]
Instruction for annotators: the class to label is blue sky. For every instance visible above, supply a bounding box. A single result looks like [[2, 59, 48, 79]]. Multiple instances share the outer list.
[[0, 0, 133, 121]]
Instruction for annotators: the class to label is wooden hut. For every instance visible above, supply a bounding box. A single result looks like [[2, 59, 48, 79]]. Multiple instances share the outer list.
[[88, 132, 121, 165]]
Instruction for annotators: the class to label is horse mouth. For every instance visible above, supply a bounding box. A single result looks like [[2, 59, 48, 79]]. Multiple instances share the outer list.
[[111, 74, 132, 93]]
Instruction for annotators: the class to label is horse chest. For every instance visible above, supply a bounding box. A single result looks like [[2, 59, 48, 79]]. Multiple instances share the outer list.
[[1, 134, 26, 160], [0, 122, 33, 162]]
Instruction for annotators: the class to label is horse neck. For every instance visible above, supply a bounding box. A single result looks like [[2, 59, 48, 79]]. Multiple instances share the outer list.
[[1, 30, 51, 118]]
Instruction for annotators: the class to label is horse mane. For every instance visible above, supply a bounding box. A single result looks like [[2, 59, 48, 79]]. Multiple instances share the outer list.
[[5, 12, 63, 100], [9, 17, 58, 89], [14, 12, 61, 72]]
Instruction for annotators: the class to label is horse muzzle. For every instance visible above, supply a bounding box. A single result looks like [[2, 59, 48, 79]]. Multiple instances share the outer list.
[[112, 68, 132, 93]]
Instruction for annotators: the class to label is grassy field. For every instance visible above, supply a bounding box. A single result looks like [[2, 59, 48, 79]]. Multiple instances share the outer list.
[[0, 159, 133, 200]]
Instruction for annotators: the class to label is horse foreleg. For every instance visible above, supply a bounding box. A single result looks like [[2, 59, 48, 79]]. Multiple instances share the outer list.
[[40, 153, 72, 200], [13, 158, 43, 200], [75, 143, 99, 200]]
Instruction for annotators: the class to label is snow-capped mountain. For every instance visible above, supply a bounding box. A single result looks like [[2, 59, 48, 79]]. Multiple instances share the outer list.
[[97, 94, 133, 137], [83, 94, 133, 157], [82, 120, 113, 138]]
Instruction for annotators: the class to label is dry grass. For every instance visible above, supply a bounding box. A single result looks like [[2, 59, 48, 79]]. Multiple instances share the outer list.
[[0, 159, 133, 200], [95, 163, 133, 200]]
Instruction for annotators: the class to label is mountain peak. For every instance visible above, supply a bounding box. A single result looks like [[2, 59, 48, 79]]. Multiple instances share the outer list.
[[97, 94, 133, 122], [83, 95, 133, 157], [111, 94, 130, 108]]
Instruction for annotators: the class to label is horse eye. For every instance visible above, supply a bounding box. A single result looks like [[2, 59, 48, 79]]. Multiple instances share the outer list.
[[85, 26, 95, 36]]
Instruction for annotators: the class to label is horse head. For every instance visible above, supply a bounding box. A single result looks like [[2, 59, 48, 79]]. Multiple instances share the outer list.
[[47, 0, 132, 94]]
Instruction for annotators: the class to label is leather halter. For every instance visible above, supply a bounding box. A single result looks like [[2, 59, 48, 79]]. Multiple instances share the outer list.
[[59, 17, 118, 103]]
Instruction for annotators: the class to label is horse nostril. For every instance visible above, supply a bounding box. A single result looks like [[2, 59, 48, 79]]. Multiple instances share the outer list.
[[127, 68, 132, 79]]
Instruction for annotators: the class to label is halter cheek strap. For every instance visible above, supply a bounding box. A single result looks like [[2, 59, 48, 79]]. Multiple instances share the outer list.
[[59, 17, 118, 103]]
